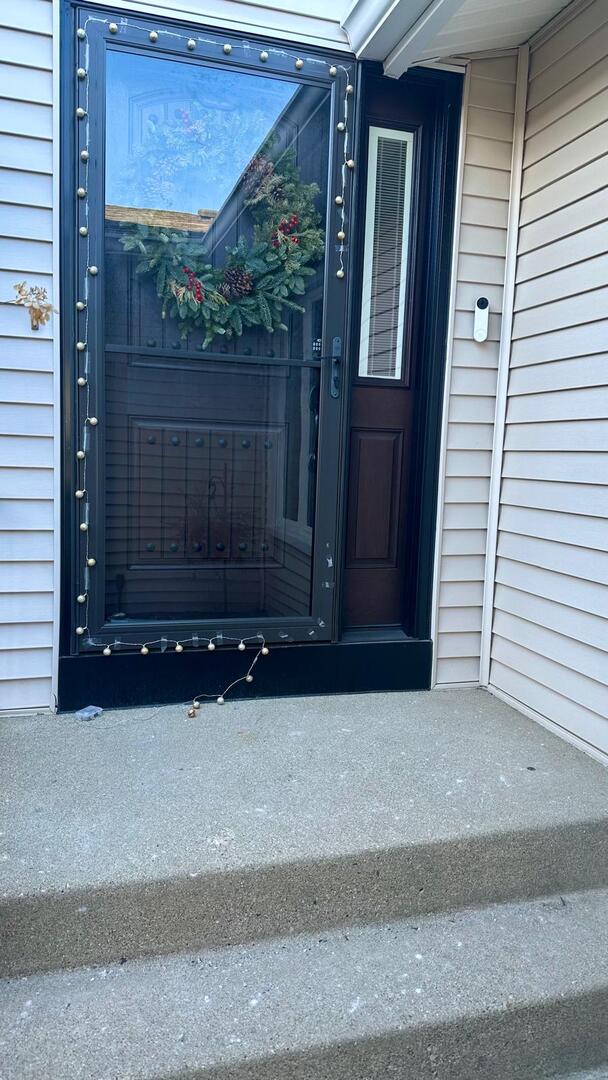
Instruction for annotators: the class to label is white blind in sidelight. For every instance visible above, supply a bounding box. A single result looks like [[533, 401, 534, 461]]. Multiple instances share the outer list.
[[358, 127, 414, 380]]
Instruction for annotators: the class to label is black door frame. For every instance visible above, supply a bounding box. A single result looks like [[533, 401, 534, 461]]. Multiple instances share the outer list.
[[58, 1, 462, 709]]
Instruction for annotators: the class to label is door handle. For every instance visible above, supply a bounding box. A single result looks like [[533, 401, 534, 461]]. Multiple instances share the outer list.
[[330, 336, 342, 399]]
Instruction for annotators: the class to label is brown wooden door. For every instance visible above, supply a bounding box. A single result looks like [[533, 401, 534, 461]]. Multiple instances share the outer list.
[[343, 70, 435, 631], [344, 385, 413, 627]]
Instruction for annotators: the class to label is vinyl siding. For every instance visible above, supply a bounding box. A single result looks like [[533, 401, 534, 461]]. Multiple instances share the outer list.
[[0, 0, 55, 710], [434, 53, 518, 686], [490, 0, 608, 756]]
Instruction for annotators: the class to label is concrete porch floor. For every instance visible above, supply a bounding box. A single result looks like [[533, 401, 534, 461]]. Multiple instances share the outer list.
[[1, 688, 608, 1078], [2, 687, 608, 965], [2, 687, 607, 900]]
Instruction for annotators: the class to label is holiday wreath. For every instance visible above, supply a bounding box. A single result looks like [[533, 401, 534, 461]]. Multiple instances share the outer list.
[[119, 150, 325, 348]]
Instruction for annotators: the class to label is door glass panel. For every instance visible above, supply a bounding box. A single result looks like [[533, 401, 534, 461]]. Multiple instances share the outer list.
[[103, 50, 330, 623], [358, 127, 414, 380]]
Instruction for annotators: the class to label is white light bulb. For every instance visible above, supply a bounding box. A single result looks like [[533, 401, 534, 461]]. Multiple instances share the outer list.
[[238, 641, 246, 651], [217, 695, 224, 704], [77, 594, 86, 604], [245, 674, 253, 683], [88, 416, 98, 426], [207, 641, 215, 651], [86, 557, 96, 567], [103, 646, 111, 656], [175, 643, 183, 652], [77, 377, 87, 387], [141, 646, 149, 655], [75, 489, 85, 499], [76, 450, 85, 460], [76, 626, 85, 635], [79, 522, 88, 532], [262, 646, 269, 656]]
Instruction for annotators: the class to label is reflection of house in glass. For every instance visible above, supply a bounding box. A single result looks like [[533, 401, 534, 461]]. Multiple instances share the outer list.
[[105, 204, 217, 232], [105, 49, 298, 215]]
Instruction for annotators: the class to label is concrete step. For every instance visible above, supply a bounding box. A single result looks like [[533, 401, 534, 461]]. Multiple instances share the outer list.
[[2, 689, 608, 977], [2, 889, 608, 1080]]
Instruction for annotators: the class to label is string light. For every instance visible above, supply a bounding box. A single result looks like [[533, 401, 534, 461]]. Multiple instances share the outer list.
[[72, 13, 351, 694]]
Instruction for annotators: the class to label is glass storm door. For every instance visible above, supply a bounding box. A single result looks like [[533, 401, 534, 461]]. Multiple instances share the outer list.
[[72, 14, 353, 648]]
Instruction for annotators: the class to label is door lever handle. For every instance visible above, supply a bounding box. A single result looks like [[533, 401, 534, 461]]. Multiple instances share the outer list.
[[330, 336, 342, 399], [317, 337, 342, 398]]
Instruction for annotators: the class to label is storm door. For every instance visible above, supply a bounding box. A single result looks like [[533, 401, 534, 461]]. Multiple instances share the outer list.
[[69, 13, 354, 649]]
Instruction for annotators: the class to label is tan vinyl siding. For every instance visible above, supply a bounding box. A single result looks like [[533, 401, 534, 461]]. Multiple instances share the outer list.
[[0, 0, 55, 710], [434, 53, 518, 686], [490, 0, 608, 756]]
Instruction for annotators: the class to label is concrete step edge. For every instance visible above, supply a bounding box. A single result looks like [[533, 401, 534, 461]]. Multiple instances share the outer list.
[[2, 815, 608, 978], [2, 889, 608, 1080]]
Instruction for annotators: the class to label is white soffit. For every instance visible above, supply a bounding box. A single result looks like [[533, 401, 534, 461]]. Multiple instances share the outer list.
[[342, 0, 574, 75], [416, 0, 574, 61]]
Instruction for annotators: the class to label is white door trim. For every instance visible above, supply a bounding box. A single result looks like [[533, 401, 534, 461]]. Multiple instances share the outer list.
[[479, 43, 530, 687]]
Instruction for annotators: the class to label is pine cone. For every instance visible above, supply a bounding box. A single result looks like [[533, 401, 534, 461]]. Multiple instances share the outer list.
[[220, 267, 253, 300]]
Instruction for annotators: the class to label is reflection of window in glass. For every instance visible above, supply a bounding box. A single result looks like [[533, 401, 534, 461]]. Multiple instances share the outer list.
[[358, 127, 414, 380]]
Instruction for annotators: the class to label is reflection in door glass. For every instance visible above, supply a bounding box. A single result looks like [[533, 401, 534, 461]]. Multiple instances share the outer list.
[[103, 50, 330, 623]]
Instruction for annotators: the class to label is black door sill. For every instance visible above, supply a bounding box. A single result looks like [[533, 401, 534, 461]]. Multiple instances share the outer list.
[[341, 627, 410, 643], [58, 638, 432, 711]]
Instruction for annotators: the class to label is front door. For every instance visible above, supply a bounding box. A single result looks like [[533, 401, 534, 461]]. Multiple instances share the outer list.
[[67, 12, 354, 653], [343, 67, 457, 638]]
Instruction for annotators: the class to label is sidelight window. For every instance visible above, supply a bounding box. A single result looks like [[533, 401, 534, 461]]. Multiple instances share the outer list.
[[358, 126, 414, 381]]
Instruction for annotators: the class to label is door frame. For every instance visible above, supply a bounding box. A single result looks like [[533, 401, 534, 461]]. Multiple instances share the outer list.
[[338, 62, 463, 642], [59, 0, 357, 663], [58, 3, 462, 709]]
